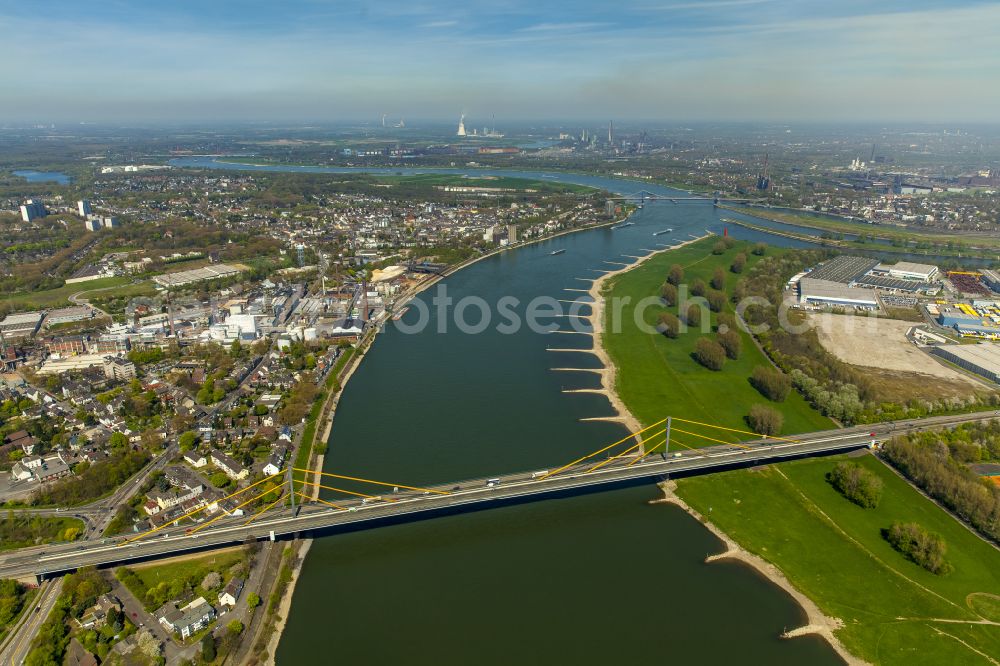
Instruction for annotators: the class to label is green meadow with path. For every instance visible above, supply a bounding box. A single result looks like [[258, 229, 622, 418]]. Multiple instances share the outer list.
[[605, 236, 1000, 664], [678, 454, 1000, 665], [601, 235, 832, 440]]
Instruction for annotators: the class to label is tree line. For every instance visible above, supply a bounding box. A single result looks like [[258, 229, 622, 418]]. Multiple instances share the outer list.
[[882, 428, 1000, 544]]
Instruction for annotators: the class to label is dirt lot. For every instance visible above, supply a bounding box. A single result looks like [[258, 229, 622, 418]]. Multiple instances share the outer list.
[[809, 312, 983, 389]]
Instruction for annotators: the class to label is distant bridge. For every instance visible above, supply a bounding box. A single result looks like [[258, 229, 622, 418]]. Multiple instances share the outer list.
[[2, 410, 995, 581], [607, 190, 753, 205]]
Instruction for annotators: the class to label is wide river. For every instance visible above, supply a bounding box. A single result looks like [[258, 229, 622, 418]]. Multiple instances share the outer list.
[[173, 158, 842, 664]]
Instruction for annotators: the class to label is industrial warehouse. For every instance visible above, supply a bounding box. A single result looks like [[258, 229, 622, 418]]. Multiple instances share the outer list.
[[931, 343, 1000, 383], [793, 255, 940, 309]]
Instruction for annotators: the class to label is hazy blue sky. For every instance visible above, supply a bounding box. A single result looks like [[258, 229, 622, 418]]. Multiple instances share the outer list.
[[2, 0, 998, 123]]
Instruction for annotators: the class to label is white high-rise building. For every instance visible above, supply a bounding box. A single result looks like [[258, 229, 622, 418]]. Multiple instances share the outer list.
[[20, 199, 46, 222], [457, 114, 467, 137], [77, 199, 92, 216]]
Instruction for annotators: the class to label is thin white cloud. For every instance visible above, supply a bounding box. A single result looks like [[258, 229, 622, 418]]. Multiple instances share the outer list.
[[419, 20, 458, 28], [519, 22, 608, 32]]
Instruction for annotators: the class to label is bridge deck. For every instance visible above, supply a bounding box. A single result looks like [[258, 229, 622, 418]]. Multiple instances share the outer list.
[[3, 409, 996, 579]]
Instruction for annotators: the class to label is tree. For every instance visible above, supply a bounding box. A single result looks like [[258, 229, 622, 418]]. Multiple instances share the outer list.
[[657, 312, 681, 338], [693, 338, 725, 371], [747, 404, 783, 435], [178, 431, 198, 452], [247, 592, 261, 612], [660, 282, 678, 306], [827, 462, 883, 508], [883, 522, 951, 574], [201, 634, 216, 662], [750, 366, 791, 401], [752, 242, 767, 256], [717, 330, 742, 359], [731, 253, 747, 274], [712, 240, 727, 255], [685, 304, 702, 328], [667, 264, 684, 286], [711, 267, 726, 291], [690, 278, 707, 297], [227, 619, 244, 635], [706, 290, 726, 313]]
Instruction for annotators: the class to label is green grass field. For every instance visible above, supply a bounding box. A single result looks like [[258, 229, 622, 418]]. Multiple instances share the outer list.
[[3, 276, 156, 311], [677, 454, 1000, 665], [602, 237, 832, 438]]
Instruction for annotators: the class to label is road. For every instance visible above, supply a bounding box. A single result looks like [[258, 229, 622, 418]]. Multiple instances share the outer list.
[[6, 408, 998, 580], [0, 578, 63, 666]]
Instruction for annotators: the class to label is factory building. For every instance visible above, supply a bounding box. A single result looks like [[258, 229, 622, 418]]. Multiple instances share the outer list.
[[931, 343, 1000, 384], [874, 261, 939, 282], [798, 278, 878, 309], [936, 304, 1000, 339], [981, 269, 1000, 293]]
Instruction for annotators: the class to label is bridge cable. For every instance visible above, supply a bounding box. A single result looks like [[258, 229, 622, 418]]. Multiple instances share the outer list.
[[584, 428, 666, 474], [242, 481, 289, 527], [669, 417, 800, 444], [538, 418, 668, 480], [669, 426, 753, 450], [291, 468, 449, 495], [296, 478, 399, 502], [190, 481, 287, 536], [120, 470, 284, 546], [626, 435, 671, 467], [296, 491, 348, 511]]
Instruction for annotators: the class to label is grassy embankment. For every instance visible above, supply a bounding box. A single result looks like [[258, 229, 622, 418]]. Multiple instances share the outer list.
[[3, 276, 156, 311], [116, 549, 246, 612], [678, 455, 1000, 665], [602, 236, 832, 437], [722, 205, 1000, 261], [0, 515, 85, 551], [290, 348, 355, 497], [606, 237, 1000, 663]]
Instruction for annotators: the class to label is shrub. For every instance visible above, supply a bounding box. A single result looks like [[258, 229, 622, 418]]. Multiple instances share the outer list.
[[827, 462, 883, 508], [711, 267, 726, 290], [717, 312, 738, 334], [660, 282, 678, 306], [723, 236, 736, 249], [717, 330, 742, 359], [707, 290, 726, 313], [691, 278, 707, 297], [883, 522, 952, 575], [667, 264, 684, 286], [750, 366, 791, 401], [685, 304, 703, 328], [712, 240, 727, 255], [657, 312, 681, 338], [747, 404, 783, 435], [731, 252, 747, 274], [202, 634, 216, 661], [752, 242, 767, 256], [694, 338, 726, 370]]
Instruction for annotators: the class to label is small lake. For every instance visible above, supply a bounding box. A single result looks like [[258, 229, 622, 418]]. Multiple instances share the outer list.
[[12, 170, 71, 185]]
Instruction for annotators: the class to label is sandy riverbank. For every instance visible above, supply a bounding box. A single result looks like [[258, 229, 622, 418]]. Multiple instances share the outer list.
[[653, 480, 865, 665], [582, 234, 709, 439]]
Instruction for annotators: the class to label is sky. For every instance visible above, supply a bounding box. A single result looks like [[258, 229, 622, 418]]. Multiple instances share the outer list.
[[2, 0, 999, 124]]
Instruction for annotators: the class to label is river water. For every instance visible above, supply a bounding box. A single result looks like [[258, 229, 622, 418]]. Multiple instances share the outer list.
[[171, 157, 842, 664]]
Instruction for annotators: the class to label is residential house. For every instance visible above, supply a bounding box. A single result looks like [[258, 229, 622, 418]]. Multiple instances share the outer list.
[[218, 577, 244, 607], [211, 451, 248, 481], [157, 597, 216, 639]]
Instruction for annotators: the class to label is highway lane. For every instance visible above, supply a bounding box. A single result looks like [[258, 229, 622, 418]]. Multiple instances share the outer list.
[[3, 408, 998, 580], [0, 578, 63, 666]]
